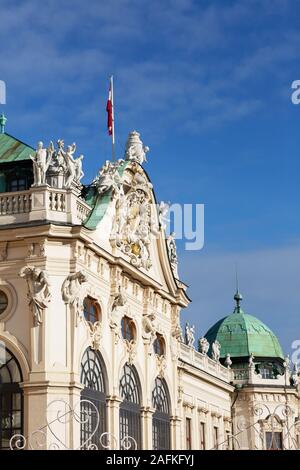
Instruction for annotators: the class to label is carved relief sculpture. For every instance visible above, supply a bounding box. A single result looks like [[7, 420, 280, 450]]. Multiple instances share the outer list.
[[125, 339, 137, 364], [111, 286, 127, 313], [167, 232, 179, 278], [109, 286, 127, 344], [142, 312, 156, 341], [61, 271, 87, 326], [156, 354, 167, 378], [88, 321, 102, 351], [110, 148, 154, 270], [19, 266, 51, 326], [93, 159, 124, 196]]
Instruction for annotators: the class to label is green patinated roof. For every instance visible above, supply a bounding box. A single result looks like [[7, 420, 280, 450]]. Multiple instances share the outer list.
[[84, 160, 129, 230], [204, 297, 284, 360], [0, 133, 34, 163]]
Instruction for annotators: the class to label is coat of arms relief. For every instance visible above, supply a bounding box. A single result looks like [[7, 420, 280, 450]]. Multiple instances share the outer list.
[[92, 131, 157, 270], [110, 166, 154, 270]]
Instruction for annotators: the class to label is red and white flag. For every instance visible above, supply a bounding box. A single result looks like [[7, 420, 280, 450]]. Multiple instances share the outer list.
[[106, 76, 114, 140]]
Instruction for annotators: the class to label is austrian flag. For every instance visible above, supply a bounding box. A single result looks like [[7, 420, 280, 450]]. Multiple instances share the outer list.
[[106, 77, 114, 137]]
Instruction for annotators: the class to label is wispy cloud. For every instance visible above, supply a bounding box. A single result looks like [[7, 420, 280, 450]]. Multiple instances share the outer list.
[[0, 0, 299, 355], [1, 0, 297, 144]]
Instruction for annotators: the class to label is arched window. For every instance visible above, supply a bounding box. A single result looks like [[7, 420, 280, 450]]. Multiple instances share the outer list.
[[83, 297, 101, 324], [121, 316, 136, 342], [152, 377, 171, 450], [80, 348, 107, 448], [0, 346, 23, 450], [153, 334, 165, 356], [119, 363, 141, 449]]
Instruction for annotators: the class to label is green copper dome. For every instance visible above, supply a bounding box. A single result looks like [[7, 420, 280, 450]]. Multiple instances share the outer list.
[[204, 292, 284, 360]]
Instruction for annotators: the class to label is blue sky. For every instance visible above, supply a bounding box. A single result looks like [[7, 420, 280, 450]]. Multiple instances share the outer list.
[[0, 0, 300, 355]]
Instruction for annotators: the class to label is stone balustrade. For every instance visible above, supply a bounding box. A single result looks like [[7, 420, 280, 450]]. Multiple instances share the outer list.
[[0, 191, 32, 215], [232, 367, 249, 382], [179, 343, 232, 382], [0, 185, 91, 226], [76, 198, 92, 223]]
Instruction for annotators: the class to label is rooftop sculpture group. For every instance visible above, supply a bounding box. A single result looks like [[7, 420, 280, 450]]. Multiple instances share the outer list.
[[30, 140, 84, 189]]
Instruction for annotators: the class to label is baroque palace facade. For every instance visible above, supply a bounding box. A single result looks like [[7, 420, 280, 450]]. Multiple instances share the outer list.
[[0, 118, 299, 450]]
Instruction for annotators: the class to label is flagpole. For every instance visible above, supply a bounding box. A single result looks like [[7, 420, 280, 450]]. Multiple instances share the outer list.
[[111, 75, 115, 161]]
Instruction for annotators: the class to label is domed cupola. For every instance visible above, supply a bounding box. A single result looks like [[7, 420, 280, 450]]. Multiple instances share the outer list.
[[204, 291, 284, 375]]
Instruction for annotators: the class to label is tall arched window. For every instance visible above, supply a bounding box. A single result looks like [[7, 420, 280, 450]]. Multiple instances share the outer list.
[[119, 363, 141, 449], [80, 348, 107, 448], [0, 347, 23, 450], [152, 377, 171, 450]]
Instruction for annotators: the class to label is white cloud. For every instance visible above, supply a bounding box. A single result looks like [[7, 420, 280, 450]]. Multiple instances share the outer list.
[[0, 0, 292, 142]]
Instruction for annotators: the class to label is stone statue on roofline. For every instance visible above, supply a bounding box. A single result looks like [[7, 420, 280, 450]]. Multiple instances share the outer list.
[[125, 130, 149, 165], [30, 141, 54, 186], [30, 139, 84, 189], [185, 321, 195, 348], [224, 353, 232, 368], [94, 159, 124, 196], [199, 337, 210, 355], [211, 340, 221, 362], [283, 354, 290, 370], [249, 352, 255, 368], [158, 201, 170, 231], [291, 362, 299, 387]]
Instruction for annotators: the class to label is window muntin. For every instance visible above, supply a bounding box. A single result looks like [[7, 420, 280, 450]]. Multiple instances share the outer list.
[[152, 377, 170, 450], [119, 363, 141, 449], [80, 348, 107, 449], [119, 363, 140, 404]]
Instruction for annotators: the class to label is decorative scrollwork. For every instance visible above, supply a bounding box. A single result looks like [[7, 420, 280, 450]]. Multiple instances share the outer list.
[[9, 398, 137, 451], [120, 435, 138, 450]]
